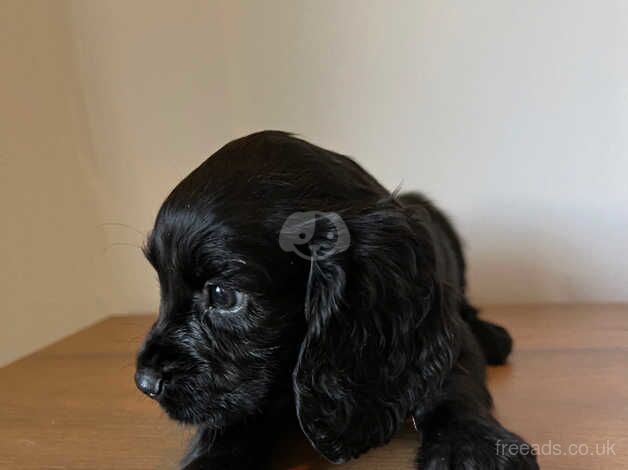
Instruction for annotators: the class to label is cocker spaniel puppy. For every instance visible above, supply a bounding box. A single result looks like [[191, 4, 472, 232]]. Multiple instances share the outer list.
[[135, 131, 538, 469]]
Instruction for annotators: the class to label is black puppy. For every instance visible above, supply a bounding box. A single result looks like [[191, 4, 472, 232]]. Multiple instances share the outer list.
[[136, 131, 538, 469]]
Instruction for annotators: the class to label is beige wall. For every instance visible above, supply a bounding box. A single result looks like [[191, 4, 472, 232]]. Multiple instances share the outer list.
[[0, 1, 112, 365], [70, 0, 628, 306], [3, 1, 628, 363]]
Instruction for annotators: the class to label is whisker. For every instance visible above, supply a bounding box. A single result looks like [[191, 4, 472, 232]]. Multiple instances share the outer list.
[[99, 222, 147, 237], [103, 242, 143, 253]]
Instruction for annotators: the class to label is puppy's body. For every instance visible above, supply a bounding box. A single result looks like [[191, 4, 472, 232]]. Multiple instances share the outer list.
[[136, 131, 537, 469]]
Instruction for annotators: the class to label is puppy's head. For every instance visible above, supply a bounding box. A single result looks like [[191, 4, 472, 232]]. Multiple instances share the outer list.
[[135, 131, 460, 462]]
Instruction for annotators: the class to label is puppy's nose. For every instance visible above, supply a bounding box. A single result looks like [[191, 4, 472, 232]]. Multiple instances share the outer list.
[[134, 368, 164, 398]]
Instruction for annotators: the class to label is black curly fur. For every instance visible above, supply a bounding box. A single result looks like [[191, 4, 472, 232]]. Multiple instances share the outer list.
[[136, 131, 538, 469]]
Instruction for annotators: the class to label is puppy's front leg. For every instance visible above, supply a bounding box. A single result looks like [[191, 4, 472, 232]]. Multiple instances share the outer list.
[[415, 347, 539, 469], [181, 420, 276, 470]]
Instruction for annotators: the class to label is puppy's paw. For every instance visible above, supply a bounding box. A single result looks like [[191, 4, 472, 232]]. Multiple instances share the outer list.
[[419, 420, 539, 470]]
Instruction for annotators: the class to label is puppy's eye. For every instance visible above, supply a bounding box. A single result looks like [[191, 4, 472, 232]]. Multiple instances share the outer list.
[[203, 283, 245, 312]]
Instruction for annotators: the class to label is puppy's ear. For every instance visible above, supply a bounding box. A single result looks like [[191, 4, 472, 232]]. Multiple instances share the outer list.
[[293, 202, 461, 463]]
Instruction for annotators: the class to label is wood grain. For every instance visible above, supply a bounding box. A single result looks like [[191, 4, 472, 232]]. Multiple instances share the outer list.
[[1, 305, 627, 469]]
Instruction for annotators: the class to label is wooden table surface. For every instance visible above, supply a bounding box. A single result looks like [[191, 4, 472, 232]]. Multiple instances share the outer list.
[[1, 305, 627, 469]]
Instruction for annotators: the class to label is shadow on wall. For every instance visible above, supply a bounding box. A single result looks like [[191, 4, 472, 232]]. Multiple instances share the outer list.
[[465, 212, 626, 304]]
